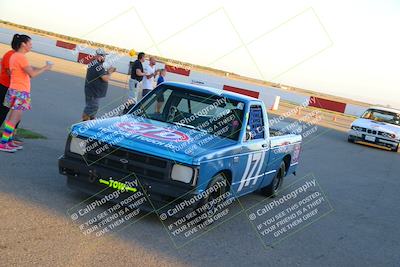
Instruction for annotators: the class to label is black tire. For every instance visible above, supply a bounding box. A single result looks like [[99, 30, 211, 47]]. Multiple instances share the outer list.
[[391, 144, 399, 152], [262, 161, 285, 198], [348, 136, 355, 143], [196, 173, 228, 223]]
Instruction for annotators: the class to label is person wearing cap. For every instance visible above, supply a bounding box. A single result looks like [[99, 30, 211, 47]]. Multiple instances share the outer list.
[[82, 48, 116, 121]]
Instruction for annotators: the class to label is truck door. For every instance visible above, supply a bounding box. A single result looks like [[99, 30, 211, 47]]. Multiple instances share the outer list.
[[235, 104, 269, 195]]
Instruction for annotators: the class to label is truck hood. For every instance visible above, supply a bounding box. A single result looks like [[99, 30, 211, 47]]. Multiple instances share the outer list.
[[352, 118, 400, 136], [71, 115, 236, 165]]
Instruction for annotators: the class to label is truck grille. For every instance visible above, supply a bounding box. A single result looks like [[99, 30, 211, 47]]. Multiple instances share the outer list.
[[84, 141, 170, 180]]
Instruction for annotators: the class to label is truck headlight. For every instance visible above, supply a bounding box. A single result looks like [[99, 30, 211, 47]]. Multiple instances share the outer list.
[[171, 164, 195, 184], [70, 137, 87, 155]]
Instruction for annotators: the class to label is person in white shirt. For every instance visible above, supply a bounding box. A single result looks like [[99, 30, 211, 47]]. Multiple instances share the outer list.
[[141, 56, 158, 98]]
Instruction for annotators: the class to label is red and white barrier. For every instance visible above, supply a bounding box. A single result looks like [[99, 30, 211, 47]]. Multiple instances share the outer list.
[[308, 96, 346, 113], [307, 96, 367, 117], [0, 27, 367, 117], [344, 104, 367, 117]]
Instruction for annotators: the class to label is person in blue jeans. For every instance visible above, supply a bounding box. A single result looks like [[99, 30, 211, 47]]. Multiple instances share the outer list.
[[155, 69, 166, 113], [128, 52, 146, 103], [82, 48, 116, 121]]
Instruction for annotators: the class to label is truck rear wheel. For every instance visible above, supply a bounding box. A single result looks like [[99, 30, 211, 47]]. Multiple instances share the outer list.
[[262, 161, 285, 198]]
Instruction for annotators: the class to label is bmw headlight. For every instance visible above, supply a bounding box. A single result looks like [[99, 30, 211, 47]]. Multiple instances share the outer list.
[[382, 132, 396, 139], [171, 164, 196, 184], [70, 137, 87, 155]]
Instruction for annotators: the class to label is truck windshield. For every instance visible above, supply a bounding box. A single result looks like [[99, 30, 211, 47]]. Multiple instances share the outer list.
[[361, 109, 400, 126], [130, 85, 245, 140]]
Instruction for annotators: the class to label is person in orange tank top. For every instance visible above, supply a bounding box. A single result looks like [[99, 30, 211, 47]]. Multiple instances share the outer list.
[[0, 47, 15, 127], [0, 34, 52, 153], [0, 36, 24, 140]]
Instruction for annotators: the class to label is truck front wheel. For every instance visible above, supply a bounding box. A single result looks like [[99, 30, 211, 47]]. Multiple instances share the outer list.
[[197, 173, 228, 222], [262, 161, 285, 198]]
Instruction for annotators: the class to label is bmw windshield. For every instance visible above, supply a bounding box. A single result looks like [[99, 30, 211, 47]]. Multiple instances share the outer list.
[[361, 109, 400, 126]]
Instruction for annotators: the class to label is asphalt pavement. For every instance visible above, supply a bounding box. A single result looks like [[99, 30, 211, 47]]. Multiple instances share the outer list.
[[0, 64, 399, 267]]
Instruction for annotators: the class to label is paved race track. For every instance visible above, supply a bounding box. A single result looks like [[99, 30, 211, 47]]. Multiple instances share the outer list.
[[0, 68, 399, 267]]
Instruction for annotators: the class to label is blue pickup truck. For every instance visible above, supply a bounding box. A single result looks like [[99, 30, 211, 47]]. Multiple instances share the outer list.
[[59, 82, 302, 214]]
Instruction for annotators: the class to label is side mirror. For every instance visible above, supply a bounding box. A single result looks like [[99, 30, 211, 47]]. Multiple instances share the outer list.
[[246, 125, 253, 141]]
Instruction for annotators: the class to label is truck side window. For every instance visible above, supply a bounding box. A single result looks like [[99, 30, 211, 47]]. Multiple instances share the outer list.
[[177, 99, 189, 113], [247, 105, 265, 140]]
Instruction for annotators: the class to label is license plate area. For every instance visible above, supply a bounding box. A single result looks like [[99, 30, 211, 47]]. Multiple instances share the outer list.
[[365, 135, 376, 142]]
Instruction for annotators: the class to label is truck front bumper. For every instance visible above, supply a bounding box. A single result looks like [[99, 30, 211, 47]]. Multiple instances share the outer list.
[[58, 155, 198, 215]]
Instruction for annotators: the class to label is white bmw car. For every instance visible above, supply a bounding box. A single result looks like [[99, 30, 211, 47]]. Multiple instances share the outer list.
[[348, 106, 400, 152]]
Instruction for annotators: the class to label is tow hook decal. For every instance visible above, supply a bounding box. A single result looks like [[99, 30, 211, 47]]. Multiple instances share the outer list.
[[99, 178, 137, 193]]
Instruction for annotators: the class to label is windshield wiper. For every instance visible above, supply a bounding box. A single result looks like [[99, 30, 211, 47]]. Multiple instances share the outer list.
[[147, 117, 166, 123], [172, 122, 208, 133]]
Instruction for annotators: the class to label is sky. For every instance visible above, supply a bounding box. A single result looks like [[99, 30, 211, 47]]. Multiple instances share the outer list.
[[1, 0, 399, 108]]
